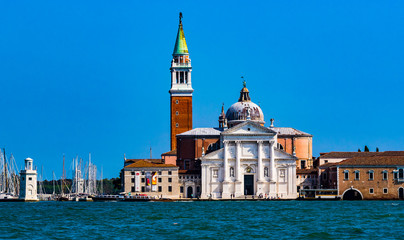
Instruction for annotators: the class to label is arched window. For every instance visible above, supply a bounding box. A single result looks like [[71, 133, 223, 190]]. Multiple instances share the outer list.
[[399, 169, 404, 179], [230, 167, 235, 177], [382, 170, 388, 180], [343, 170, 349, 180], [368, 170, 374, 180], [354, 170, 360, 180], [264, 167, 269, 177]]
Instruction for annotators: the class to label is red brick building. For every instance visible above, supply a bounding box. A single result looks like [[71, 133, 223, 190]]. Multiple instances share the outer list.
[[338, 154, 404, 200]]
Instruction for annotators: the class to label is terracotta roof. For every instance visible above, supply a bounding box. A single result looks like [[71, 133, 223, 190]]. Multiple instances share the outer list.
[[125, 159, 163, 164], [125, 160, 177, 168], [319, 151, 404, 159], [338, 156, 404, 166], [319, 152, 378, 159], [271, 127, 312, 137], [297, 169, 318, 174], [161, 149, 177, 156], [377, 151, 404, 156], [319, 162, 339, 168]]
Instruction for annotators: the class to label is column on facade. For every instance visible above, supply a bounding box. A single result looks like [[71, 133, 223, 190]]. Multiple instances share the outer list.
[[223, 141, 229, 182], [188, 69, 192, 85], [201, 164, 208, 197], [235, 141, 241, 182], [257, 141, 263, 182], [269, 141, 275, 181], [172, 70, 176, 85]]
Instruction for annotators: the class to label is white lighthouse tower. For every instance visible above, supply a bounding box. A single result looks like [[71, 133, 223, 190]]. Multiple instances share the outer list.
[[19, 158, 38, 201]]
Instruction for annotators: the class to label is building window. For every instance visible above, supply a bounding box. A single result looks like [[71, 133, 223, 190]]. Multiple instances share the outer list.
[[168, 171, 172, 175], [131, 187, 135, 192], [29, 177, 32, 181], [213, 169, 218, 178], [344, 170, 349, 180], [300, 160, 306, 169], [369, 188, 374, 194], [168, 186, 172, 192], [382, 170, 388, 180], [176, 111, 179, 115], [131, 178, 134, 183], [180, 186, 184, 193], [399, 169, 404, 179], [168, 178, 172, 183], [142, 171, 145, 175], [158, 186, 162, 192], [175, 100, 179, 104], [141, 186, 145, 192], [324, 160, 328, 163], [230, 167, 235, 177], [355, 170, 360, 180], [196, 186, 200, 193], [383, 188, 388, 194], [158, 171, 162, 175], [185, 160, 190, 170], [264, 167, 269, 177], [158, 178, 162, 183], [186, 176, 189, 179], [368, 170, 374, 181], [141, 178, 145, 183], [394, 171, 398, 179], [323, 172, 328, 180], [176, 123, 179, 128], [131, 172, 135, 175]]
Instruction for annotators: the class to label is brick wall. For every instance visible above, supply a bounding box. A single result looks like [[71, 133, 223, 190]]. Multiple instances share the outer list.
[[338, 166, 404, 199]]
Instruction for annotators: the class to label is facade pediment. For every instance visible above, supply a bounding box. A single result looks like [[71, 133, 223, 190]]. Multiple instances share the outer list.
[[274, 148, 298, 160], [202, 148, 224, 160], [222, 121, 276, 136]]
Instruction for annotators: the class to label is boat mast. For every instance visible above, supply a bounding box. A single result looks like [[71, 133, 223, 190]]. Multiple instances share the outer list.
[[52, 171, 55, 195], [3, 148, 7, 193], [62, 154, 65, 196], [101, 166, 103, 195]]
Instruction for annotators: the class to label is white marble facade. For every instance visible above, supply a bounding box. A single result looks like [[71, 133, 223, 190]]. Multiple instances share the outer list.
[[201, 121, 297, 199]]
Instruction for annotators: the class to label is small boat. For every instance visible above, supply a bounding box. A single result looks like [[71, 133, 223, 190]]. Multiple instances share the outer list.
[[0, 193, 21, 202], [92, 195, 123, 202]]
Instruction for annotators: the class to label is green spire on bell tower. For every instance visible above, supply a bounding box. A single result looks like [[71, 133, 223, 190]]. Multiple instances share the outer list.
[[173, 12, 189, 55]]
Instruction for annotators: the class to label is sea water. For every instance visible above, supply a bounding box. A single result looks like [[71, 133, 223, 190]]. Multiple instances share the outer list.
[[0, 201, 403, 239]]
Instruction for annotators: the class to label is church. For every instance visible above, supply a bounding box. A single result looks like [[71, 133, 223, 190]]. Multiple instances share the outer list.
[[124, 13, 313, 199]]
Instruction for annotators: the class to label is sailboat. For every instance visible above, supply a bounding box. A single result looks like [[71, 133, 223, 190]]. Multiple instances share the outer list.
[[0, 149, 20, 201], [57, 155, 69, 201]]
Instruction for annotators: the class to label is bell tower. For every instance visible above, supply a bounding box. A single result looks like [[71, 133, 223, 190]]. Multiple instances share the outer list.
[[169, 12, 193, 151]]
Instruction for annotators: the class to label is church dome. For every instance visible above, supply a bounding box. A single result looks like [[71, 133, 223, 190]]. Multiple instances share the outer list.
[[225, 81, 265, 127]]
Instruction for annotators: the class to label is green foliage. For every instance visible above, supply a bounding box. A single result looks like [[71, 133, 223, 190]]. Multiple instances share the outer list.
[[376, 147, 379, 152], [364, 145, 370, 152], [358, 148, 362, 152]]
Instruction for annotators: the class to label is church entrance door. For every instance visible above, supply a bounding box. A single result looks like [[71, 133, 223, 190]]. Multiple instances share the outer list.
[[187, 186, 193, 198], [244, 175, 254, 195]]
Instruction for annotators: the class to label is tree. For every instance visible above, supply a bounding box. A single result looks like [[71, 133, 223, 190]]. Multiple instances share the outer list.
[[358, 148, 362, 152], [364, 145, 370, 152], [376, 147, 379, 152]]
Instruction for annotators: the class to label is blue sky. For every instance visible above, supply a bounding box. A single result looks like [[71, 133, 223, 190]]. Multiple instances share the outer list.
[[1, 1, 403, 179]]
